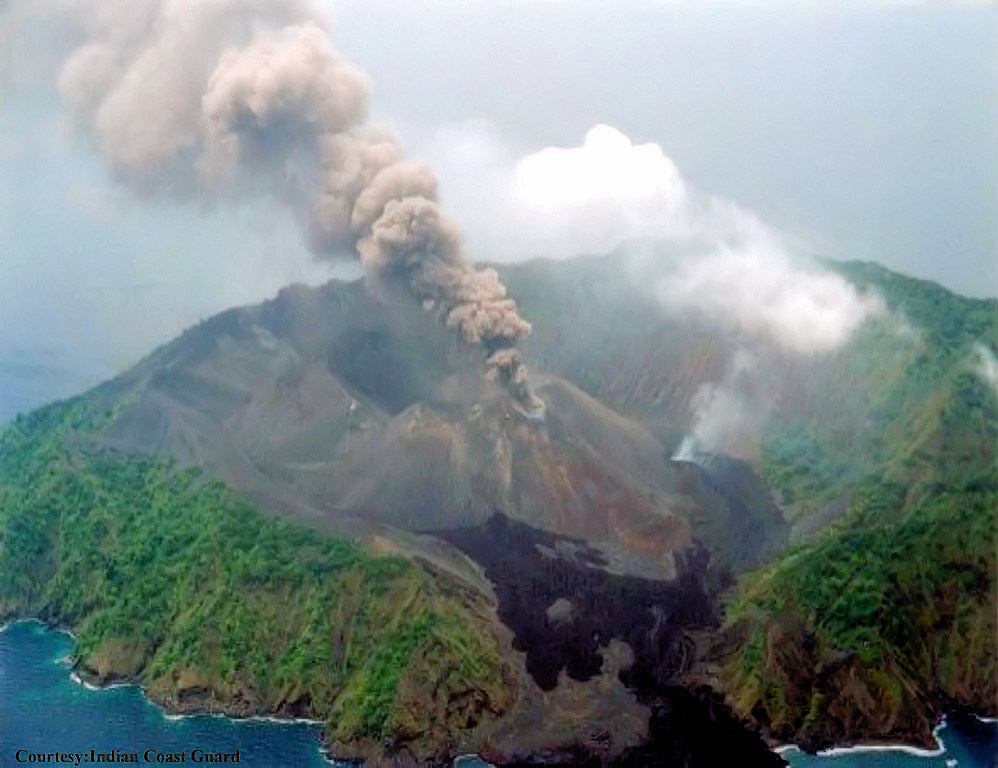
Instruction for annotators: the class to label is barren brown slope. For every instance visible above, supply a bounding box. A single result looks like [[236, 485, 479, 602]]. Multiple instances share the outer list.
[[94, 276, 786, 579]]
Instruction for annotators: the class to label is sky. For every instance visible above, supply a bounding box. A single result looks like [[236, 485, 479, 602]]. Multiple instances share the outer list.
[[0, 0, 995, 416]]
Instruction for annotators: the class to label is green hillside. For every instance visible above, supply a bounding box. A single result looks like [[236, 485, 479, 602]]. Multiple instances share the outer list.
[[723, 262, 998, 749], [723, 474, 996, 749], [762, 260, 997, 508], [0, 397, 509, 763], [499, 253, 998, 748]]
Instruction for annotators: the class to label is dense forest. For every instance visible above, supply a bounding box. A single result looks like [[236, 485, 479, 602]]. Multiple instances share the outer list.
[[0, 398, 509, 760]]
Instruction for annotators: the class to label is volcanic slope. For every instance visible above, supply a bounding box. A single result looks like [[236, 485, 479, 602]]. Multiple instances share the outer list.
[[1, 271, 791, 765], [95, 277, 786, 578]]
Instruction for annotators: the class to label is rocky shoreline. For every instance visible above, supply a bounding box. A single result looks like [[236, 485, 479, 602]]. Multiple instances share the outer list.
[[6, 609, 995, 767]]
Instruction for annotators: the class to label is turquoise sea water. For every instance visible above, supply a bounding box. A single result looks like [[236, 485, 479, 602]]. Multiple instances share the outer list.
[[2, 622, 994, 768], [780, 713, 997, 768], [0, 622, 339, 768]]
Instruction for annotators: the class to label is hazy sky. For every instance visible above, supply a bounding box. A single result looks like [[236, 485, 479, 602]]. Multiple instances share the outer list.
[[338, 0, 996, 290], [0, 0, 995, 415]]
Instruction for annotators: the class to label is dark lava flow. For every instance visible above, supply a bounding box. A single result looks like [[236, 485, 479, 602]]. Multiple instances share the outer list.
[[438, 513, 785, 767]]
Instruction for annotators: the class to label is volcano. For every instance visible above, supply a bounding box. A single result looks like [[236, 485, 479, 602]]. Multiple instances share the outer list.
[[95, 276, 786, 581], [6, 253, 994, 767], [64, 273, 791, 765]]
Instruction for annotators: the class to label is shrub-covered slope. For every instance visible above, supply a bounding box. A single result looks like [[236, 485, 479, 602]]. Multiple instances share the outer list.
[[721, 264, 998, 749], [0, 398, 510, 765], [760, 260, 997, 510], [723, 476, 996, 750]]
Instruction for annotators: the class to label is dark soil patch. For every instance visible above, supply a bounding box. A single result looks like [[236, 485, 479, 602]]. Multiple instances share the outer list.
[[438, 513, 785, 767]]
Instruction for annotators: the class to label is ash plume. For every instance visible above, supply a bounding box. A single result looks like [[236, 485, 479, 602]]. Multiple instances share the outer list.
[[40, 0, 532, 383]]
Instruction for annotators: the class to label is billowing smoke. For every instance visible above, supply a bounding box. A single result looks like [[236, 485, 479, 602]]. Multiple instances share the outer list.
[[512, 124, 690, 253], [417, 125, 885, 353], [656, 235, 887, 355], [41, 0, 532, 386], [484, 125, 885, 351], [656, 214, 885, 459], [672, 348, 768, 463], [974, 343, 998, 396], [433, 123, 888, 456]]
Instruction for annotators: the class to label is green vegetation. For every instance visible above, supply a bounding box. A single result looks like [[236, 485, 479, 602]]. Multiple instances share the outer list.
[[762, 263, 997, 510], [502, 254, 998, 746], [725, 475, 996, 742], [0, 397, 508, 752], [724, 262, 998, 746]]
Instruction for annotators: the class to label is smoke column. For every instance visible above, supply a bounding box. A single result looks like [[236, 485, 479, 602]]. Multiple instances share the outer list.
[[671, 348, 767, 463], [47, 0, 531, 385], [974, 343, 998, 396]]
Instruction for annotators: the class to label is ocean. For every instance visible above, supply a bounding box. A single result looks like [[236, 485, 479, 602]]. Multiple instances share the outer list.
[[2, 621, 994, 768], [0, 622, 336, 768], [779, 715, 997, 768]]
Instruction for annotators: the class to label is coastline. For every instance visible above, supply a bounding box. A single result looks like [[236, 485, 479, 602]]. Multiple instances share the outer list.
[[3, 618, 340, 765], [818, 720, 947, 758], [23, 619, 324, 726], [815, 727, 946, 759], [8, 617, 995, 767], [772, 714, 998, 760], [772, 723, 946, 758], [6, 615, 499, 768]]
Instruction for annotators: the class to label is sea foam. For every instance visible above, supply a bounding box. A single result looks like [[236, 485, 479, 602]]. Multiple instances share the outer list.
[[773, 719, 949, 759]]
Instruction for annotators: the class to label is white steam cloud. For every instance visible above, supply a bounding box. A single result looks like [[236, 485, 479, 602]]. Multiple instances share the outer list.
[[974, 343, 998, 396], [672, 348, 768, 463], [493, 124, 886, 353], [436, 123, 887, 456], [416, 122, 888, 456], [424, 123, 884, 346], [511, 124, 690, 251], [658, 239, 887, 355]]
